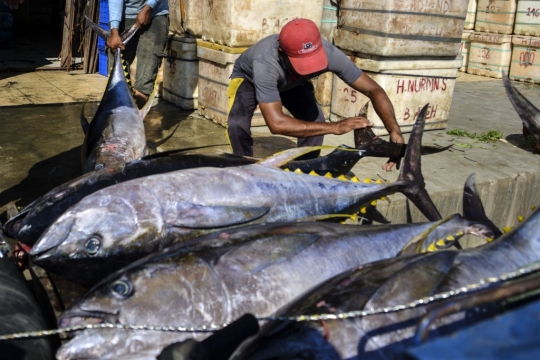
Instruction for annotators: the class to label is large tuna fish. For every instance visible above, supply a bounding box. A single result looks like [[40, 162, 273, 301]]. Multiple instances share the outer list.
[[80, 18, 153, 173], [233, 205, 540, 360], [30, 106, 441, 285], [0, 240, 57, 360], [52, 173, 500, 360], [3, 132, 448, 246]]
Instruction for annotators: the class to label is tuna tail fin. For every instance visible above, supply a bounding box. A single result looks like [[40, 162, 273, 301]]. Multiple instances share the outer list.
[[462, 173, 502, 239], [84, 16, 138, 46], [80, 100, 89, 135], [397, 104, 442, 221], [138, 74, 161, 120], [502, 71, 540, 146]]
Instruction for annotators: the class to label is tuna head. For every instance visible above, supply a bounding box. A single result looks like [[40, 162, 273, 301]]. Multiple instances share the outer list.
[[57, 257, 228, 360], [29, 185, 165, 286]]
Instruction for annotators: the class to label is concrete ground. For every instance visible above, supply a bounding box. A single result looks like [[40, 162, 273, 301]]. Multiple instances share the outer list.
[[1, 69, 540, 243]]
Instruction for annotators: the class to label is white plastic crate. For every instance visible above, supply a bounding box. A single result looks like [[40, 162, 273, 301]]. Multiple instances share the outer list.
[[460, 30, 474, 72], [333, 0, 470, 57], [201, 0, 324, 47], [196, 41, 266, 127], [163, 35, 199, 110], [509, 35, 540, 83], [321, 0, 338, 42], [168, 0, 203, 36], [475, 0, 517, 34], [330, 55, 462, 135], [514, 1, 540, 36], [313, 72, 333, 120], [467, 32, 513, 78]]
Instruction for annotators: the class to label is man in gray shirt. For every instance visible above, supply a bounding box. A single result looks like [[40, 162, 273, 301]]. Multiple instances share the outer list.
[[226, 18, 403, 171]]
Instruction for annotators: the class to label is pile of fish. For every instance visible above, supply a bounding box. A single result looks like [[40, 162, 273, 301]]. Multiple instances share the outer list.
[[2, 18, 540, 359]]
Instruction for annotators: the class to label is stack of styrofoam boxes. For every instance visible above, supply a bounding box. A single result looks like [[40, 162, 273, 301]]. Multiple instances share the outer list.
[[460, 0, 477, 72], [196, 0, 325, 127], [196, 41, 268, 126], [315, 0, 339, 120], [330, 0, 469, 135], [467, 0, 516, 78], [162, 0, 202, 109], [509, 1, 540, 83], [97, 0, 109, 76]]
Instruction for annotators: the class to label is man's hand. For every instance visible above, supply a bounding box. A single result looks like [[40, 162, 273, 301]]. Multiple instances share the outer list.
[[3, 0, 24, 10], [333, 116, 373, 135], [107, 29, 124, 50], [382, 131, 404, 172], [136, 5, 153, 27]]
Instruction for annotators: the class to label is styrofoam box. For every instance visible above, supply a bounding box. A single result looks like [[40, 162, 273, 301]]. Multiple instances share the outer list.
[[333, 0, 470, 57], [330, 55, 462, 135], [460, 30, 474, 72], [163, 35, 199, 110], [321, 0, 338, 42], [514, 1, 540, 36], [509, 35, 540, 83], [467, 32, 513, 78], [196, 41, 266, 127], [201, 0, 324, 47], [313, 71, 333, 120], [475, 0, 517, 34], [465, 0, 478, 30], [168, 0, 203, 36]]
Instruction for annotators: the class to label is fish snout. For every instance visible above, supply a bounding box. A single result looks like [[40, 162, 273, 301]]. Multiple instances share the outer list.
[[29, 216, 75, 259]]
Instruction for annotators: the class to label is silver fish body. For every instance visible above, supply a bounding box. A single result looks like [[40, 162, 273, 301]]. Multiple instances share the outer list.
[[54, 204, 500, 360], [0, 255, 57, 360], [81, 20, 147, 173], [235, 208, 540, 360]]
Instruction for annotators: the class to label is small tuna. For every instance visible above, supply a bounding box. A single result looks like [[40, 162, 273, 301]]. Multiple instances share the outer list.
[[80, 17, 153, 173]]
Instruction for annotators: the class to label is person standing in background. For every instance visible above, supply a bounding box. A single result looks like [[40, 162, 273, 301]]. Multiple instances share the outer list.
[[106, 0, 169, 109]]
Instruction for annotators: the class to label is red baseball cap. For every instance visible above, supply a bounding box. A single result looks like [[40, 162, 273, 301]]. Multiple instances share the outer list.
[[278, 18, 328, 75]]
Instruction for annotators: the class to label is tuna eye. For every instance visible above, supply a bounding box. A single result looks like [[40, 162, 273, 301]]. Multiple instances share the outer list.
[[95, 163, 105, 170], [84, 236, 101, 256], [110, 280, 133, 298]]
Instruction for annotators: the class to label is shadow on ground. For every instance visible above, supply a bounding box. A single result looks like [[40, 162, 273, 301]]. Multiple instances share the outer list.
[[0, 146, 82, 221]]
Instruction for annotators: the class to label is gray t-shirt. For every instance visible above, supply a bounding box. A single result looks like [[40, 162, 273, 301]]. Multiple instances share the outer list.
[[231, 34, 362, 103]]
